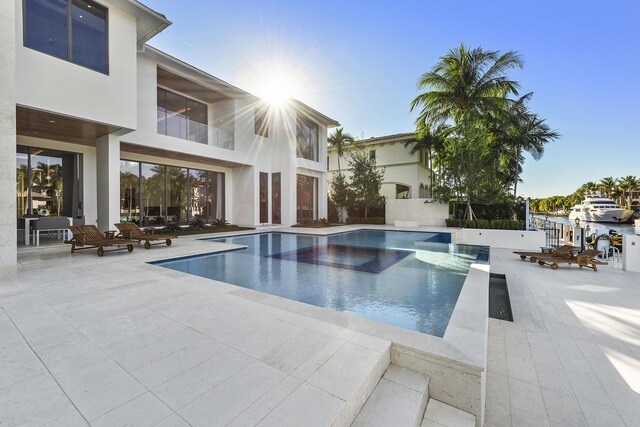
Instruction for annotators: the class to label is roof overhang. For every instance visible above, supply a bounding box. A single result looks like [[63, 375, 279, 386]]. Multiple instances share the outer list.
[[112, 0, 172, 46], [142, 45, 251, 99], [291, 99, 340, 128]]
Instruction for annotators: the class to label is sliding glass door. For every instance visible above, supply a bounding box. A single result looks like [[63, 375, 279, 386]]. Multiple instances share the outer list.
[[16, 146, 82, 219], [121, 160, 225, 226]]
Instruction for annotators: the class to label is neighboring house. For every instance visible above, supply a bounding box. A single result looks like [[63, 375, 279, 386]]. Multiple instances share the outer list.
[[327, 133, 435, 201], [2, 0, 338, 264]]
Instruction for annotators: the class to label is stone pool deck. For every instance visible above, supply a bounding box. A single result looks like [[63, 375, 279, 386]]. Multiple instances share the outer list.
[[1, 226, 639, 426], [486, 248, 640, 427]]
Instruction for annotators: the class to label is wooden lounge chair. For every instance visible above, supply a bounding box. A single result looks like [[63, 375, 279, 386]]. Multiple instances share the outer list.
[[513, 245, 578, 262], [536, 249, 608, 271], [65, 225, 137, 257], [115, 223, 175, 249]]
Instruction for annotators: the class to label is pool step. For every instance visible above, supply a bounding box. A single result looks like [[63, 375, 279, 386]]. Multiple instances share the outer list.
[[421, 399, 475, 427], [256, 333, 391, 427], [351, 364, 430, 427]]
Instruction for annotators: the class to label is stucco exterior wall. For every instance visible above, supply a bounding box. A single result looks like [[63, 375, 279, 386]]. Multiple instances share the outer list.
[[15, 0, 138, 129], [0, 0, 17, 265], [385, 199, 449, 226]]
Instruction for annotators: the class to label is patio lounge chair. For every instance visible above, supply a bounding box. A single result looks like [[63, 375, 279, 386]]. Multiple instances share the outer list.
[[535, 249, 608, 271], [115, 223, 175, 249], [513, 245, 578, 262], [65, 225, 136, 257]]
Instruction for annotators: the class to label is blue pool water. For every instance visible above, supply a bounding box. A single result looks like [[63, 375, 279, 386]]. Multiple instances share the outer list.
[[152, 230, 488, 337]]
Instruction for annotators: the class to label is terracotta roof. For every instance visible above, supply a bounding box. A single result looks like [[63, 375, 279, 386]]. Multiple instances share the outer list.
[[356, 132, 416, 145]]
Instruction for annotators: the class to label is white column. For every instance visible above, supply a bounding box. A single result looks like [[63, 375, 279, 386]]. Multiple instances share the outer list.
[[96, 134, 120, 231], [0, 0, 16, 266]]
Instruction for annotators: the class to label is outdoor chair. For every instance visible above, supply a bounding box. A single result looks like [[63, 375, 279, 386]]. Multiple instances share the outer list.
[[115, 223, 175, 249], [32, 216, 71, 246], [513, 245, 578, 262], [65, 225, 137, 257], [535, 249, 607, 271]]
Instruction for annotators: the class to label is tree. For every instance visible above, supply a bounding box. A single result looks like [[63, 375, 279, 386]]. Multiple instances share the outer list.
[[403, 124, 451, 199], [329, 172, 349, 223], [619, 175, 638, 207], [347, 150, 385, 219], [410, 44, 523, 219], [328, 127, 355, 173], [494, 96, 559, 198], [599, 177, 617, 198]]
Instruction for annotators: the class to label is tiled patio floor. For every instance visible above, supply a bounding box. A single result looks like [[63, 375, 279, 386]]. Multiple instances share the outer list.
[[485, 248, 640, 427], [1, 228, 639, 426]]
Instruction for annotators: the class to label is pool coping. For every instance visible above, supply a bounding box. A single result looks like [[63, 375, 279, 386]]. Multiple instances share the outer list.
[[146, 225, 489, 423]]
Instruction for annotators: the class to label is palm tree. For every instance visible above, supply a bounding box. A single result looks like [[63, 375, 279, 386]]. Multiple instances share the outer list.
[[328, 127, 355, 173], [598, 177, 617, 198], [410, 44, 523, 218], [506, 109, 559, 198], [618, 175, 638, 207], [404, 124, 451, 198], [410, 44, 523, 129]]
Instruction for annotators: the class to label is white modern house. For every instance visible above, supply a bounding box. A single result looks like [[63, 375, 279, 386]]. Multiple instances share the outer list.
[[327, 132, 435, 200], [0, 0, 338, 266]]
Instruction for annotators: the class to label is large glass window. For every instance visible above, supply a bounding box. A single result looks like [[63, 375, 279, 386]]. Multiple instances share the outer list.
[[167, 166, 188, 224], [260, 172, 268, 223], [120, 161, 139, 223], [296, 174, 318, 222], [396, 184, 410, 199], [24, 0, 108, 74], [16, 147, 30, 218], [296, 117, 319, 161], [16, 146, 82, 219], [123, 161, 224, 226], [272, 173, 281, 224], [157, 88, 208, 144], [141, 163, 165, 226], [255, 106, 269, 138]]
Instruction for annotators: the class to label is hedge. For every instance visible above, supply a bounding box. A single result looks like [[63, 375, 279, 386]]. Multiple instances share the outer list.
[[346, 217, 386, 225], [445, 218, 524, 230]]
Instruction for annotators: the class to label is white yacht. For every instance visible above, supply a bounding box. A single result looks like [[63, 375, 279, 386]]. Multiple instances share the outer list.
[[569, 194, 634, 223]]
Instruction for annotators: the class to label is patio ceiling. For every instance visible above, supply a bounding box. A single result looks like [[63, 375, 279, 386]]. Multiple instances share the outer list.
[[120, 142, 245, 168], [16, 106, 121, 146]]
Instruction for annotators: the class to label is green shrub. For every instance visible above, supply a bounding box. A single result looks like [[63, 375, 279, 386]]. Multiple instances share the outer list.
[[211, 218, 230, 228], [445, 218, 524, 230], [345, 217, 385, 225], [189, 215, 208, 230]]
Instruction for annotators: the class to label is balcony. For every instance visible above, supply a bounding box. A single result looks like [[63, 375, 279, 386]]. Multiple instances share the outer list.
[[212, 127, 234, 150]]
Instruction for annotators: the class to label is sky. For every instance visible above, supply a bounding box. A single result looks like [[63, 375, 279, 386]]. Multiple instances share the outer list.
[[143, 0, 640, 198]]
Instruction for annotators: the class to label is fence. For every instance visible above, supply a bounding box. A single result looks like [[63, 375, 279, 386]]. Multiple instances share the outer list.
[[530, 217, 564, 248]]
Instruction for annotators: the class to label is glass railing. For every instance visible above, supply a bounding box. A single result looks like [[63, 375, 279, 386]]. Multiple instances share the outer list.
[[211, 127, 234, 150]]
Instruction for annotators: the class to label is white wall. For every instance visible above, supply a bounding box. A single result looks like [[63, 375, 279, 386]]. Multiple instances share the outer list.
[[386, 199, 449, 226], [232, 166, 255, 226], [15, 0, 138, 129], [623, 235, 640, 272], [0, 0, 16, 266], [457, 229, 546, 250]]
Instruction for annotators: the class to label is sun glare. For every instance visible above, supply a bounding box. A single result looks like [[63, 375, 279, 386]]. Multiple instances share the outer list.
[[254, 61, 305, 107], [259, 72, 294, 106]]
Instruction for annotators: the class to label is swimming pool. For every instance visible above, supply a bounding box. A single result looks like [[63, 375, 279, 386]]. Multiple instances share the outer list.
[[152, 229, 488, 337]]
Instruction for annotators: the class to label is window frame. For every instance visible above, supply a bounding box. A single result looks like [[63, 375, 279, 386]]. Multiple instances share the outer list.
[[22, 0, 110, 75], [254, 105, 269, 138], [157, 87, 209, 145], [296, 116, 319, 162]]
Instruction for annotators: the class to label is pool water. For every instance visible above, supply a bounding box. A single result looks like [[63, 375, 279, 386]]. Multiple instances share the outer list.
[[152, 230, 487, 337]]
